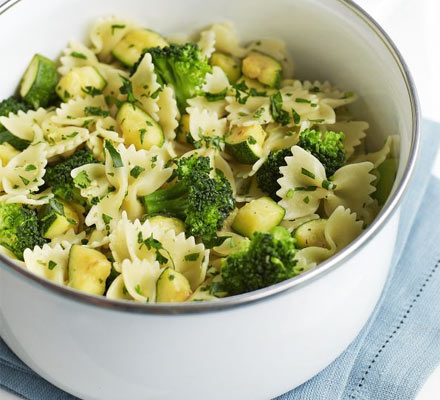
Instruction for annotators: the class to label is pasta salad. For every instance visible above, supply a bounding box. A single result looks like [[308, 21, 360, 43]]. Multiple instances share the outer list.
[[0, 18, 397, 302]]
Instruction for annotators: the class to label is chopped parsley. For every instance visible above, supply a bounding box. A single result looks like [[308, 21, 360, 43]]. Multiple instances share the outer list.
[[286, 189, 294, 199], [111, 24, 126, 34], [102, 214, 112, 225], [84, 106, 110, 117], [295, 98, 311, 104], [150, 87, 163, 99], [19, 176, 29, 185], [139, 128, 147, 144], [184, 253, 200, 262], [137, 232, 174, 267], [247, 136, 257, 145], [204, 89, 227, 102], [119, 75, 137, 103], [150, 155, 158, 168], [70, 51, 87, 60], [270, 91, 290, 126], [104, 140, 124, 168], [25, 164, 37, 171], [168, 274, 175, 281], [134, 284, 143, 295], [81, 86, 102, 97], [130, 165, 145, 179], [291, 108, 300, 125], [322, 180, 336, 190], [303, 196, 310, 204], [48, 260, 57, 270]]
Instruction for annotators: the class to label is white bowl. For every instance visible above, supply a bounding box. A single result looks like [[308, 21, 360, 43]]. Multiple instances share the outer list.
[[0, 0, 419, 399]]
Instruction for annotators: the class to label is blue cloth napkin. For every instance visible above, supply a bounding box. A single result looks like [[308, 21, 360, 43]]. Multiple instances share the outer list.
[[1, 120, 440, 400]]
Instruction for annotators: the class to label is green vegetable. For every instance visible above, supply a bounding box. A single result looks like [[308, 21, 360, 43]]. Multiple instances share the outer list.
[[293, 219, 328, 248], [146, 215, 186, 235], [220, 226, 297, 295], [142, 154, 235, 241], [68, 245, 111, 295], [44, 148, 97, 205], [241, 50, 282, 88], [225, 124, 267, 164], [156, 267, 192, 302], [298, 128, 346, 176], [256, 148, 292, 200], [210, 52, 241, 83], [232, 197, 285, 238], [373, 158, 397, 205], [0, 96, 33, 151], [138, 43, 211, 112], [20, 54, 58, 108], [112, 29, 168, 67], [116, 102, 164, 150], [56, 66, 107, 101], [269, 91, 290, 126], [0, 203, 46, 260], [39, 199, 79, 239]]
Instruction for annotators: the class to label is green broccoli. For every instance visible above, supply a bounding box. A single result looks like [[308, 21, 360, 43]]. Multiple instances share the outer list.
[[0, 97, 33, 150], [0, 96, 32, 125], [298, 129, 346, 176], [219, 226, 298, 296], [44, 148, 97, 205], [0, 203, 46, 260], [256, 148, 292, 201], [139, 43, 211, 112], [142, 154, 235, 240]]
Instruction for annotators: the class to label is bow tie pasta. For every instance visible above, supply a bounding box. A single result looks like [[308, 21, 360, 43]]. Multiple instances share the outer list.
[[0, 17, 397, 302]]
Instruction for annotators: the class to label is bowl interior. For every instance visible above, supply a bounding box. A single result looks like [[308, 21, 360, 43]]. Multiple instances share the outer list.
[[0, 0, 416, 305]]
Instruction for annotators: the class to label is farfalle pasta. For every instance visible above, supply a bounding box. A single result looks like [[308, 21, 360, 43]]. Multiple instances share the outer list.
[[0, 18, 397, 302]]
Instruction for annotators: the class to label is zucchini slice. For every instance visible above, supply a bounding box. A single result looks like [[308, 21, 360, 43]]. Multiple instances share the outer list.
[[56, 66, 107, 102], [117, 102, 164, 150], [0, 143, 19, 165], [20, 54, 58, 108], [232, 197, 285, 238], [68, 245, 112, 295], [40, 200, 80, 240], [156, 267, 192, 303], [293, 219, 328, 248], [374, 159, 397, 205], [112, 29, 168, 67], [147, 215, 185, 235], [225, 124, 266, 164], [210, 52, 241, 83], [242, 50, 282, 88]]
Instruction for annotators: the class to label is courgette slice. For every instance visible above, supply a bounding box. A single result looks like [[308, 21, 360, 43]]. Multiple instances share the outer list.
[[210, 52, 241, 83], [117, 102, 164, 150], [20, 54, 58, 108], [242, 50, 282, 88], [40, 200, 80, 240], [56, 66, 107, 102], [68, 245, 112, 295], [112, 29, 168, 67], [0, 142, 19, 165], [225, 124, 266, 164], [147, 215, 185, 235], [232, 197, 285, 238], [293, 219, 328, 248], [374, 159, 397, 205], [156, 267, 192, 303]]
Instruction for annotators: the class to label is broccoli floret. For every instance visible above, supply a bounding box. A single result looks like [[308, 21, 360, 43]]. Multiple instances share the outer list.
[[298, 129, 346, 176], [256, 148, 292, 201], [220, 226, 298, 295], [0, 203, 46, 260], [142, 154, 235, 240], [0, 96, 32, 132], [139, 43, 211, 112], [44, 148, 97, 205]]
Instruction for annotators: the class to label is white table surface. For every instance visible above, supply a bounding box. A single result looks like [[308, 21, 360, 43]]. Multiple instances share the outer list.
[[1, 0, 439, 399]]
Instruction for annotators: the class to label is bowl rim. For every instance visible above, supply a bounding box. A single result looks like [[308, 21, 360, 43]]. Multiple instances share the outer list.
[[0, 0, 420, 315]]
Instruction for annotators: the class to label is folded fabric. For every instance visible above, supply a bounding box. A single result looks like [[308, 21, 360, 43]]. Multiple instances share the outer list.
[[1, 120, 439, 400]]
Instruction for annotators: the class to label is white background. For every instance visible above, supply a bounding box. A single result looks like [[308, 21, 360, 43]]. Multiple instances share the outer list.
[[1, 0, 440, 399]]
